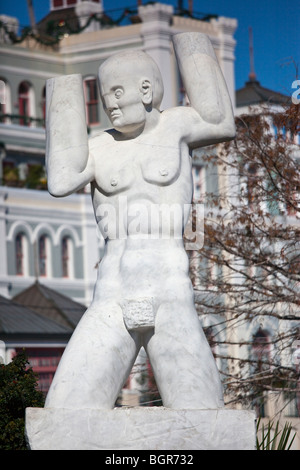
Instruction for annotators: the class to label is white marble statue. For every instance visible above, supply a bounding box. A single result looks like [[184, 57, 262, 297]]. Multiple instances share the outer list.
[[45, 33, 235, 410]]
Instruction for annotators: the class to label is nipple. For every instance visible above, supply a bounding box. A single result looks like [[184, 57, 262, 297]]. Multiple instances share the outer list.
[[110, 177, 118, 187]]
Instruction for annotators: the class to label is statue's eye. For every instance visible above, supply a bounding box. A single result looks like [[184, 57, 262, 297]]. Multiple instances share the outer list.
[[115, 88, 123, 99]]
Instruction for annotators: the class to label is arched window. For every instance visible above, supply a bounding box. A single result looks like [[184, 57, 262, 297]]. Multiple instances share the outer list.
[[18, 81, 31, 126], [252, 328, 271, 371], [61, 236, 74, 278], [0, 77, 11, 124], [251, 328, 271, 417], [38, 235, 47, 276], [15, 232, 28, 276], [84, 77, 99, 126], [38, 235, 51, 277]]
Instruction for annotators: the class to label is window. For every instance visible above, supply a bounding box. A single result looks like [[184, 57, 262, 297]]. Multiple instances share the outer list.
[[265, 172, 281, 215], [192, 166, 206, 202], [16, 233, 24, 275], [17, 347, 64, 394], [15, 232, 29, 276], [252, 329, 271, 368], [52, 0, 63, 7], [84, 78, 99, 125], [52, 0, 99, 5], [18, 81, 30, 126], [251, 328, 271, 417], [62, 236, 74, 278], [38, 235, 51, 277], [52, 0, 78, 9], [39, 235, 47, 276]]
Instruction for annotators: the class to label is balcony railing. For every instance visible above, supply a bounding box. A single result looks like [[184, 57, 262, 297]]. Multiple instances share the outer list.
[[1, 171, 48, 190], [0, 113, 45, 128]]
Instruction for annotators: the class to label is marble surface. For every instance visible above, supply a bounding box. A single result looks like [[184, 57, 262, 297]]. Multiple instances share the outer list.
[[43, 30, 235, 411], [26, 407, 256, 450]]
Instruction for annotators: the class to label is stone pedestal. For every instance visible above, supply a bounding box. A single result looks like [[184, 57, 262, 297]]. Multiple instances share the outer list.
[[25, 407, 256, 450]]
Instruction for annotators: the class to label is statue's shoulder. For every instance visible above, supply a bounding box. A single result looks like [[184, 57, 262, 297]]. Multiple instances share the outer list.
[[160, 106, 197, 131], [161, 106, 195, 120], [88, 129, 117, 156], [89, 129, 114, 146]]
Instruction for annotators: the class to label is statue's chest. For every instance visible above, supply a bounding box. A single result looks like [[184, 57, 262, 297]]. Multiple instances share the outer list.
[[94, 140, 181, 195]]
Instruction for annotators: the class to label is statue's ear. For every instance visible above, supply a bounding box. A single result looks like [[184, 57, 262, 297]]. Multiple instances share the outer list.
[[140, 79, 152, 106]]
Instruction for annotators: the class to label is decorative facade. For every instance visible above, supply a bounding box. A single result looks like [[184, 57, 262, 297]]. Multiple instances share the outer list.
[[0, 2, 237, 304]]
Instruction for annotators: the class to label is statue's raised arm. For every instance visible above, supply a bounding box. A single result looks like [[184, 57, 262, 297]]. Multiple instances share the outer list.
[[172, 32, 236, 148], [46, 74, 94, 197]]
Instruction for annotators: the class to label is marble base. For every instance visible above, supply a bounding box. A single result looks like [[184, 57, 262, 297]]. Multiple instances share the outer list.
[[25, 407, 256, 450]]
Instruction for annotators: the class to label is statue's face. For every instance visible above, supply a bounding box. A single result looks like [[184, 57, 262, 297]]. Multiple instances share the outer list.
[[100, 70, 147, 135]]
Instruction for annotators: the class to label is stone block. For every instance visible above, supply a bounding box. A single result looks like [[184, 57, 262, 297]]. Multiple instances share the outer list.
[[25, 407, 256, 450]]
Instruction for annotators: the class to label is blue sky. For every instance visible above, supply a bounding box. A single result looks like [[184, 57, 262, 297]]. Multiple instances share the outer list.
[[0, 0, 299, 96]]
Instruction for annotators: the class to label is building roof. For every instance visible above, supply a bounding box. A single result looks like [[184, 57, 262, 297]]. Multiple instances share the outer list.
[[236, 78, 289, 108], [0, 294, 72, 335], [13, 281, 86, 329]]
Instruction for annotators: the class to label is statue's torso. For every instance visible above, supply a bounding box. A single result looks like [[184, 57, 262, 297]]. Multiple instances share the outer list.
[[88, 112, 194, 304], [90, 113, 193, 239]]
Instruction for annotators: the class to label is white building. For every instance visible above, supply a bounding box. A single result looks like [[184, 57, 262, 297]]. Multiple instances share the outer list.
[[0, 1, 237, 305]]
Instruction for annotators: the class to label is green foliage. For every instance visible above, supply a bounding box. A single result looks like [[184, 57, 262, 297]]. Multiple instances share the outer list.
[[3, 166, 19, 185], [256, 417, 297, 450], [2, 163, 47, 189], [0, 350, 44, 450], [25, 164, 47, 189]]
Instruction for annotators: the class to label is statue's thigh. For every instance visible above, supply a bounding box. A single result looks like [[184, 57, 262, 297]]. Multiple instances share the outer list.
[[144, 300, 224, 409], [45, 301, 140, 409]]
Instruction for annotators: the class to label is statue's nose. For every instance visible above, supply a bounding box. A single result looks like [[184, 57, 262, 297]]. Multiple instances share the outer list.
[[105, 96, 118, 111]]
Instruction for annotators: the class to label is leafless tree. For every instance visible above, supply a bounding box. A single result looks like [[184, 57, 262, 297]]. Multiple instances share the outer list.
[[188, 102, 300, 414]]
